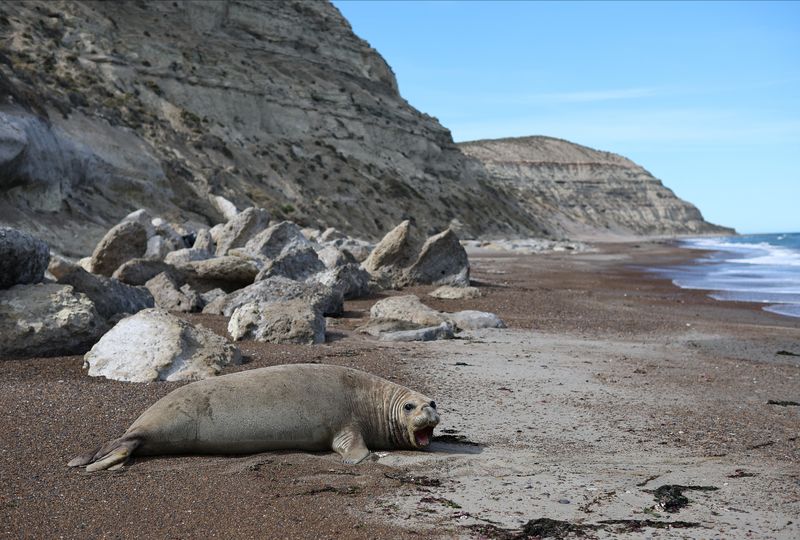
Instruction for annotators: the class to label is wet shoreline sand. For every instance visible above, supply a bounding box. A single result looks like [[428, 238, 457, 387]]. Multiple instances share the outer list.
[[2, 241, 798, 538]]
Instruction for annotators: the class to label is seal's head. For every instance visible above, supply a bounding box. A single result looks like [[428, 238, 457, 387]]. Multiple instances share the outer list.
[[398, 393, 440, 448]]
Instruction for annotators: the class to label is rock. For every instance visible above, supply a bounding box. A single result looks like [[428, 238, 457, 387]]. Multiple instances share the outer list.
[[316, 245, 356, 269], [215, 207, 271, 256], [145, 272, 202, 312], [56, 265, 154, 321], [151, 217, 187, 252], [243, 220, 312, 260], [200, 288, 226, 306], [83, 308, 241, 382], [47, 255, 78, 281], [319, 227, 347, 242], [312, 263, 370, 300], [378, 322, 454, 342], [144, 235, 171, 260], [255, 246, 325, 281], [203, 276, 343, 317], [362, 220, 421, 285], [121, 209, 155, 237], [192, 228, 214, 252], [89, 221, 148, 276], [0, 283, 105, 357], [429, 285, 482, 299], [177, 256, 259, 290], [300, 227, 321, 241], [447, 310, 506, 330], [112, 258, 183, 286], [405, 229, 470, 286], [369, 295, 447, 326], [356, 319, 424, 337], [0, 227, 50, 288], [211, 195, 239, 221], [330, 239, 374, 263], [164, 247, 211, 266], [228, 300, 325, 344]]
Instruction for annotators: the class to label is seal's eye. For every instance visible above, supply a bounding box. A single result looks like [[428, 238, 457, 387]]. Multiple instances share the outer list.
[[429, 401, 436, 409], [403, 403, 415, 412]]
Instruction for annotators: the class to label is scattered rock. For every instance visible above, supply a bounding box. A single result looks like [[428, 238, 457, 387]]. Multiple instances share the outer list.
[[369, 295, 447, 326], [448, 310, 506, 330], [405, 228, 469, 286], [177, 256, 259, 290], [429, 285, 481, 299], [357, 319, 424, 337], [228, 300, 325, 344], [243, 220, 312, 260], [362, 220, 421, 286], [311, 263, 370, 299], [378, 322, 454, 342], [144, 235, 171, 260], [145, 272, 203, 312], [164, 247, 212, 266], [0, 227, 50, 288], [112, 258, 183, 286], [192, 228, 214, 252], [56, 265, 154, 321], [203, 276, 343, 316], [0, 283, 105, 358], [89, 221, 148, 276], [316, 245, 356, 269], [215, 207, 271, 256], [83, 308, 241, 382], [319, 227, 347, 242], [120, 209, 155, 237], [255, 246, 325, 281], [200, 288, 226, 306]]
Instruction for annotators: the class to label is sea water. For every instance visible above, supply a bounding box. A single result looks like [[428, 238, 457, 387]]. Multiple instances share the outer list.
[[651, 233, 800, 319]]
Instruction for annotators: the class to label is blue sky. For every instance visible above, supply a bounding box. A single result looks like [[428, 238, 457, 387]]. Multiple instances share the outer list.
[[333, 1, 799, 234]]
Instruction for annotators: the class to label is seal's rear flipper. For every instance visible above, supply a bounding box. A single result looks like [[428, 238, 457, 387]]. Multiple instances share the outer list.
[[67, 436, 141, 472]]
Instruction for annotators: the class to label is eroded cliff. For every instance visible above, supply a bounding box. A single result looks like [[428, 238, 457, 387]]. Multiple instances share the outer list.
[[0, 0, 538, 255], [459, 136, 733, 239]]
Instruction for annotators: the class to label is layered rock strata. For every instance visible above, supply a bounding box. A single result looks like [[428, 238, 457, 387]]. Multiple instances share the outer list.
[[459, 137, 733, 238]]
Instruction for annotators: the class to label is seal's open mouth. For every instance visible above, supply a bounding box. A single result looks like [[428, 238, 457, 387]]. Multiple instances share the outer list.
[[414, 426, 434, 447]]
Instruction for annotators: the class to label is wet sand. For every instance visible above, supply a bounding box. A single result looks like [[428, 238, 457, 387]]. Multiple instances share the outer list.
[[1, 242, 798, 538]]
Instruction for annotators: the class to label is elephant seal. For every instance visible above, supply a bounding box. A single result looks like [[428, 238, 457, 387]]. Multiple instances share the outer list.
[[68, 363, 440, 471]]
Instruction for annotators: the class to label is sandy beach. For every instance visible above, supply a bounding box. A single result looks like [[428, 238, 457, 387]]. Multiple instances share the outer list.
[[2, 241, 798, 539]]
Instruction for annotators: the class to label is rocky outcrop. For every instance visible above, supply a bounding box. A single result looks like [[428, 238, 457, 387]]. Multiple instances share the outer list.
[[0, 283, 105, 358], [0, 227, 49, 288], [459, 137, 733, 238], [83, 308, 241, 382], [203, 276, 343, 317], [228, 300, 325, 344], [0, 1, 541, 257]]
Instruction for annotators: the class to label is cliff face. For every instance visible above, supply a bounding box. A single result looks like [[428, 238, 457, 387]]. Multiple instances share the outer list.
[[459, 137, 733, 239], [0, 0, 538, 255], [0, 2, 729, 254]]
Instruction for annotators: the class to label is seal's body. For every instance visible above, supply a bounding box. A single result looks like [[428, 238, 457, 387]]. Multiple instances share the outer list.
[[69, 364, 439, 471]]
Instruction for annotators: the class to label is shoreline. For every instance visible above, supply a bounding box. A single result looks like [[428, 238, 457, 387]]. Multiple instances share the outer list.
[[1, 241, 798, 539]]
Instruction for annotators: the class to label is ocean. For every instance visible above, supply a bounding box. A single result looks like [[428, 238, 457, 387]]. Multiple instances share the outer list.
[[651, 232, 800, 319]]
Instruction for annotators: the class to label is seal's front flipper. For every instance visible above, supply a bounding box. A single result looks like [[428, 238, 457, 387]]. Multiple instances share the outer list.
[[332, 428, 371, 464], [68, 436, 140, 472]]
